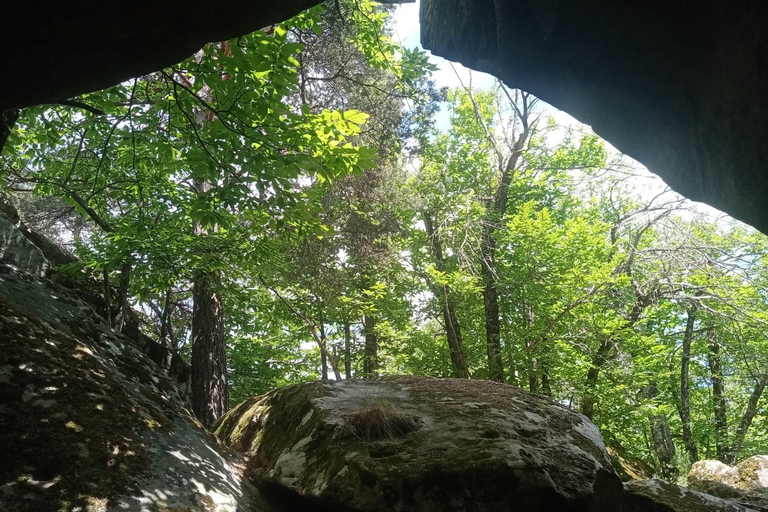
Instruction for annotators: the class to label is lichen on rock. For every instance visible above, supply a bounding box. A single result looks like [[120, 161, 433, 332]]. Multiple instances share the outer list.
[[215, 376, 624, 511], [0, 264, 269, 511]]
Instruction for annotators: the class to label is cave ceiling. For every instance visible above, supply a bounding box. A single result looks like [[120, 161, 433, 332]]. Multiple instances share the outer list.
[[2, 0, 767, 232]]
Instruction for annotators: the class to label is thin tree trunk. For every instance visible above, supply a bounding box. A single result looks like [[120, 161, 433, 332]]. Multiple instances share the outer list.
[[158, 287, 175, 371], [541, 372, 552, 397], [112, 262, 132, 333], [102, 269, 112, 325], [363, 315, 378, 377], [581, 338, 611, 419], [344, 322, 352, 379], [525, 302, 538, 393], [191, 266, 228, 427], [707, 333, 729, 462], [678, 305, 699, 463], [644, 383, 679, 481], [320, 320, 328, 380], [423, 210, 470, 378], [481, 227, 504, 382], [727, 376, 768, 464], [581, 295, 649, 419], [460, 88, 532, 385]]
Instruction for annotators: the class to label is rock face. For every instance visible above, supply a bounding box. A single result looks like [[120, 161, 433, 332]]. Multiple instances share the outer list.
[[0, 263, 270, 511], [0, 0, 319, 110], [3, 2, 768, 235], [688, 457, 768, 509], [736, 456, 768, 492], [624, 479, 758, 512], [420, 0, 768, 234], [214, 376, 624, 511]]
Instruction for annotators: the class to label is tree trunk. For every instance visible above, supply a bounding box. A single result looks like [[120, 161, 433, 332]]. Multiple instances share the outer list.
[[644, 383, 678, 481], [188, 66, 229, 427], [707, 333, 729, 462], [581, 295, 649, 419], [525, 302, 538, 393], [541, 372, 552, 397], [0, 108, 19, 155], [158, 287, 175, 372], [581, 338, 611, 420], [320, 320, 328, 380], [481, 226, 504, 382], [727, 376, 768, 464], [344, 322, 352, 379], [650, 414, 678, 481], [423, 210, 470, 378], [191, 267, 228, 427], [112, 262, 132, 333], [678, 305, 699, 463], [362, 315, 378, 377]]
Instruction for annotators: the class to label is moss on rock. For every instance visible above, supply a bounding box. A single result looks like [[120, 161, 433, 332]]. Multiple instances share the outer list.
[[215, 376, 624, 512]]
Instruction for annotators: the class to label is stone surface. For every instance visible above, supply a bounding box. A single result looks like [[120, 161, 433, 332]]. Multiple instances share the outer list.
[[0, 210, 48, 276], [689, 460, 741, 489], [0, 0, 320, 110], [215, 376, 624, 511], [2, 2, 768, 236], [624, 479, 758, 512], [605, 445, 654, 482], [0, 264, 270, 511], [421, 0, 768, 234], [688, 479, 747, 500], [737, 456, 768, 492]]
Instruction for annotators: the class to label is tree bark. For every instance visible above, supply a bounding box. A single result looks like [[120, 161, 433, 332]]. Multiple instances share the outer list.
[[344, 322, 352, 379], [525, 302, 538, 393], [480, 227, 504, 382], [581, 292, 650, 419], [191, 267, 228, 427], [727, 376, 768, 464], [320, 320, 328, 380], [188, 62, 229, 427], [707, 332, 729, 462], [461, 87, 532, 384], [362, 314, 378, 377], [581, 338, 611, 419], [644, 383, 679, 481], [423, 210, 470, 378], [112, 262, 132, 333], [678, 305, 699, 463]]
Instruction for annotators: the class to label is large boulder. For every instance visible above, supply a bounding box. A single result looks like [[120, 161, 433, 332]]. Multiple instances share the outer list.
[[736, 456, 768, 492], [689, 457, 768, 493], [421, 0, 768, 235], [689, 460, 741, 489], [214, 376, 624, 511], [624, 479, 758, 512], [0, 263, 270, 511]]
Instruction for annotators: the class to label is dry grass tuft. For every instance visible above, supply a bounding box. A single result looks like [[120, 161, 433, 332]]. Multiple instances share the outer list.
[[344, 400, 422, 442]]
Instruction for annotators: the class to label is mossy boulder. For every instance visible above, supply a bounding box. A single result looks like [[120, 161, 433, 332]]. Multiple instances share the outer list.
[[214, 376, 624, 512], [736, 456, 768, 492], [0, 264, 270, 512]]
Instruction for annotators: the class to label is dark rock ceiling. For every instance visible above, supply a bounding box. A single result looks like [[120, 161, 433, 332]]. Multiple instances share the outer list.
[[2, 0, 767, 232]]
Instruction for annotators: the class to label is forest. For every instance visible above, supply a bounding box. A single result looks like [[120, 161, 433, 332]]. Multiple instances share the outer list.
[[3, 0, 768, 486]]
